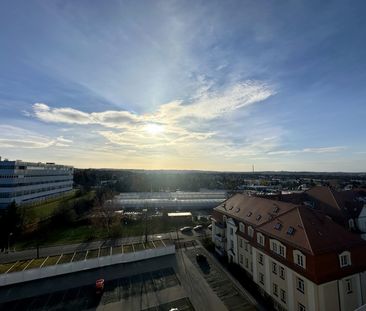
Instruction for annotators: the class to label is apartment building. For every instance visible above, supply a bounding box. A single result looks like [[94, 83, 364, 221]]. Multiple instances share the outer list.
[[212, 194, 366, 311], [0, 158, 73, 208]]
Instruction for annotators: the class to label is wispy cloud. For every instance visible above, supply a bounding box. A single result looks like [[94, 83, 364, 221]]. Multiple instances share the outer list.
[[267, 146, 346, 155], [0, 125, 72, 149], [29, 80, 276, 155]]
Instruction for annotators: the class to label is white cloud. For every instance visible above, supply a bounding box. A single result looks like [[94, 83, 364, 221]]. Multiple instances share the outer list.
[[28, 80, 279, 162], [267, 146, 346, 155], [0, 125, 72, 149]]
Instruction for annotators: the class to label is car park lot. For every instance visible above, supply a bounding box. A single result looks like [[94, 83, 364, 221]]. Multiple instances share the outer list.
[[0, 241, 257, 311]]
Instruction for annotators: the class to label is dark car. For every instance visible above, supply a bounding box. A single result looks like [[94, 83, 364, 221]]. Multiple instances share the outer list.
[[196, 253, 207, 263]]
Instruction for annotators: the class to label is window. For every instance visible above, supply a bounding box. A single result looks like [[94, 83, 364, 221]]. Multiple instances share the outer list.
[[271, 241, 278, 253], [272, 262, 277, 274], [297, 277, 305, 294], [294, 251, 306, 269], [240, 254, 244, 264], [250, 262, 253, 272], [257, 233, 265, 246], [279, 245, 285, 257], [223, 215, 227, 223], [239, 222, 245, 232], [270, 239, 286, 258], [248, 226, 254, 237], [274, 222, 282, 230], [298, 303, 306, 311], [247, 212, 252, 217], [280, 289, 286, 303], [272, 283, 278, 296], [230, 228, 234, 235], [245, 242, 249, 251], [256, 215, 262, 221], [280, 266, 285, 280], [230, 240, 234, 249], [240, 239, 243, 248], [345, 279, 353, 294], [258, 253, 264, 265], [339, 252, 351, 268], [245, 258, 249, 268], [287, 226, 296, 235], [259, 272, 264, 285]]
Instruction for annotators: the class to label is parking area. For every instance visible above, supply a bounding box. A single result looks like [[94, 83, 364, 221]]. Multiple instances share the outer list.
[[0, 267, 181, 311], [0, 239, 174, 275], [185, 249, 256, 311], [142, 297, 195, 311]]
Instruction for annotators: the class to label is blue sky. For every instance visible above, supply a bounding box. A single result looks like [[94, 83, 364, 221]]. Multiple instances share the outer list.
[[1, 0, 366, 171]]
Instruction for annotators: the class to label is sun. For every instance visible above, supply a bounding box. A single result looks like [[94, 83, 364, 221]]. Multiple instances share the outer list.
[[144, 123, 164, 135]]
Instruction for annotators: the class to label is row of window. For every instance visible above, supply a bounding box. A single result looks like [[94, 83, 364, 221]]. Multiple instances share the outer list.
[[0, 173, 72, 179], [0, 184, 73, 198], [0, 179, 72, 187]]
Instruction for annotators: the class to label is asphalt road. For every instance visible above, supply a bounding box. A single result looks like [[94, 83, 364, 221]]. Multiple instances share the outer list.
[[0, 229, 210, 264]]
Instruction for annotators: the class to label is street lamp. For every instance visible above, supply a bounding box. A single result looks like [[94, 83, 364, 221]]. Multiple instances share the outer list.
[[8, 232, 13, 253]]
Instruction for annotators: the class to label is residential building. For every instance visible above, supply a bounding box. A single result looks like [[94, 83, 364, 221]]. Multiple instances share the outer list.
[[0, 158, 73, 208], [212, 194, 366, 311]]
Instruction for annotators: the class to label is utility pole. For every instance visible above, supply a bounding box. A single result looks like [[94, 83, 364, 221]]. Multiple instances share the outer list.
[[7, 232, 13, 253], [143, 208, 148, 243]]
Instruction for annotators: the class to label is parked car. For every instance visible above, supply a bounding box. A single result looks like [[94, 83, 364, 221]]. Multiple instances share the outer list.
[[193, 225, 203, 231], [207, 224, 212, 230], [180, 226, 192, 233], [196, 253, 207, 263], [95, 279, 105, 296]]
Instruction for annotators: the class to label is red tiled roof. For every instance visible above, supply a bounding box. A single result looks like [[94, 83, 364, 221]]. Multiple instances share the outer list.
[[258, 206, 365, 255], [213, 194, 298, 227]]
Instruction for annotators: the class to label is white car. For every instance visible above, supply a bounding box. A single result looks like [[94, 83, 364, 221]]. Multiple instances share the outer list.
[[193, 225, 203, 231], [180, 226, 192, 233], [207, 224, 212, 230]]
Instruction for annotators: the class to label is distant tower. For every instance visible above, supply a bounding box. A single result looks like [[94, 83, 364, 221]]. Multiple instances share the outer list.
[[252, 164, 254, 173]]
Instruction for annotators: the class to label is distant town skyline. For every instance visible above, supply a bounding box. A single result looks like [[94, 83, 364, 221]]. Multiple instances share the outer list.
[[1, 1, 366, 171]]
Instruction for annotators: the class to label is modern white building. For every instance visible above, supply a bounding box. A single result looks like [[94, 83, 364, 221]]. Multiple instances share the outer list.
[[0, 158, 73, 208], [212, 194, 366, 311]]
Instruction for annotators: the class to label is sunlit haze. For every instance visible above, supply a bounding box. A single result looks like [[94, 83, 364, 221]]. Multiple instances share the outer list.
[[1, 1, 366, 171]]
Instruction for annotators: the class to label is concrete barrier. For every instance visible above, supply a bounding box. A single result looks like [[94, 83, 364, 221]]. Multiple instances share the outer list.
[[0, 245, 175, 286]]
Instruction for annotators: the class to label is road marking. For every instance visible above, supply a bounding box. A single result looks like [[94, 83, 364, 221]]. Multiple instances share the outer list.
[[56, 254, 62, 265], [70, 252, 76, 262], [6, 261, 18, 274], [84, 250, 88, 260], [23, 258, 34, 271], [40, 257, 48, 268]]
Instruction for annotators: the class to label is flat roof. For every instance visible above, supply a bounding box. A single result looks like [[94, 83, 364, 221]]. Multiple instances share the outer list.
[[167, 212, 192, 217]]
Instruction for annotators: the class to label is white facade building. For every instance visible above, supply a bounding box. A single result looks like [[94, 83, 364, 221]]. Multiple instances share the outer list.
[[0, 158, 73, 208], [212, 194, 366, 311]]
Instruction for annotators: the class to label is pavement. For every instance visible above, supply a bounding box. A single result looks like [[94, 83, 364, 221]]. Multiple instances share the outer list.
[[0, 240, 260, 311], [0, 229, 210, 264]]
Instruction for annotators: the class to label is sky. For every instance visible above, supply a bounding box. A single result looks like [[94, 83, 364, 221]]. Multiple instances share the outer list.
[[0, 0, 366, 171]]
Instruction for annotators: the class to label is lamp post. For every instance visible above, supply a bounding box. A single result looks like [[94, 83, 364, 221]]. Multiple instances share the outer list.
[[7, 232, 13, 253]]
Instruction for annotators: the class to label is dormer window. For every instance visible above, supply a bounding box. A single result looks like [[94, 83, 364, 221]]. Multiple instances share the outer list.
[[256, 215, 262, 221], [339, 251, 351, 268], [293, 250, 306, 269], [274, 223, 282, 230], [257, 233, 265, 246], [239, 222, 245, 233], [247, 212, 252, 217], [248, 226, 254, 237], [287, 226, 295, 235]]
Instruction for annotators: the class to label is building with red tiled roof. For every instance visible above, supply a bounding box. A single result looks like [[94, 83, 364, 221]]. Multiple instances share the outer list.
[[211, 193, 366, 311]]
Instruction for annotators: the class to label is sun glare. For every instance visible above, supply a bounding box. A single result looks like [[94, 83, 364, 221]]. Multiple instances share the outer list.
[[145, 123, 164, 135]]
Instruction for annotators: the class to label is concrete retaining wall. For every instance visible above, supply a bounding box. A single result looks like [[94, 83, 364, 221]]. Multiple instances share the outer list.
[[0, 245, 175, 286]]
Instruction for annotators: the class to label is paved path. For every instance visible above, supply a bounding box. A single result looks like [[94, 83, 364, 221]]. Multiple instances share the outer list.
[[0, 230, 210, 264]]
